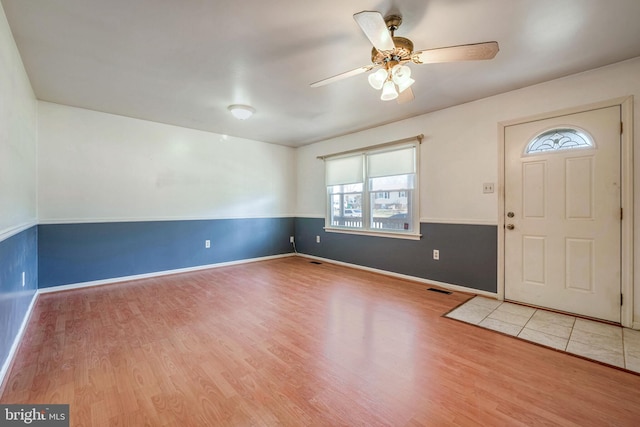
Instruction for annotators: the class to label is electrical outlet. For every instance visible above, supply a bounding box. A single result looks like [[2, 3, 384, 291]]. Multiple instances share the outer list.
[[22, 271, 25, 287], [483, 183, 495, 193], [290, 236, 294, 243], [205, 240, 211, 249], [316, 235, 321, 243], [433, 249, 440, 260]]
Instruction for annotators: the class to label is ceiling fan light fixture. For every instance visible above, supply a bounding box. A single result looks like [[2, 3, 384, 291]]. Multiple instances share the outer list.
[[368, 68, 388, 90], [380, 80, 399, 101], [228, 104, 255, 120], [397, 77, 415, 93], [391, 64, 411, 85], [310, 10, 500, 106]]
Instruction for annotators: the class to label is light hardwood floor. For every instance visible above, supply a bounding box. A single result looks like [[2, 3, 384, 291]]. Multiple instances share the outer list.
[[2, 256, 640, 426]]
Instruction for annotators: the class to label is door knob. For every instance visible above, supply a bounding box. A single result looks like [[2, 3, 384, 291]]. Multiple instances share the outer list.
[[507, 212, 515, 218], [506, 224, 515, 230]]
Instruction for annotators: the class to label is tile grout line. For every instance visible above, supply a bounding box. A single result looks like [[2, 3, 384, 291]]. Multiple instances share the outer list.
[[517, 308, 538, 339], [564, 316, 577, 352], [481, 298, 502, 325], [472, 296, 504, 326]]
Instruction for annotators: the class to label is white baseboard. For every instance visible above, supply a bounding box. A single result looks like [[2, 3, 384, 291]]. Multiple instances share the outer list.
[[296, 253, 498, 298], [38, 253, 296, 294], [0, 291, 38, 395]]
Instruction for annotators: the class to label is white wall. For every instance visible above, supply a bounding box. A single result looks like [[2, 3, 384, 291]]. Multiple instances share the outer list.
[[296, 57, 640, 321], [297, 57, 640, 222], [0, 4, 37, 236], [38, 102, 296, 222]]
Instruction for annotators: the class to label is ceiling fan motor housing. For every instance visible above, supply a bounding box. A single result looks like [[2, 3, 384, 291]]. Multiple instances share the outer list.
[[371, 36, 414, 65], [384, 15, 402, 32]]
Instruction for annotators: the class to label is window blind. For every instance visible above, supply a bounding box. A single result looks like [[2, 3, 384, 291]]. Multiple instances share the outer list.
[[325, 155, 364, 186], [367, 145, 416, 178]]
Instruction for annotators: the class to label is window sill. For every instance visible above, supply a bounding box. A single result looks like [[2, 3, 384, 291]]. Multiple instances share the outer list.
[[323, 227, 422, 240]]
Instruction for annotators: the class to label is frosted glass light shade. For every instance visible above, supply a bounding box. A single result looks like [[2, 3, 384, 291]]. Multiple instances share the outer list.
[[228, 104, 255, 120], [391, 64, 412, 85], [380, 80, 398, 101], [397, 77, 415, 93], [368, 68, 388, 90]]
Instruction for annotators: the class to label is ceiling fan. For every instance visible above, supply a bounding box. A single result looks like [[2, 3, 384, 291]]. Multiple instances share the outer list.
[[310, 11, 499, 103]]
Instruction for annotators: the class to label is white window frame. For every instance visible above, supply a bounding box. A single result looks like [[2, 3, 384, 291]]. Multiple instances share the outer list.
[[321, 139, 421, 240]]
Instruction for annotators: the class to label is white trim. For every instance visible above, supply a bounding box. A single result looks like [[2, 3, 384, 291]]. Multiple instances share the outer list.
[[0, 221, 37, 243], [633, 322, 640, 331], [297, 253, 497, 298], [38, 253, 296, 293], [498, 96, 632, 127], [324, 227, 422, 240], [497, 118, 506, 302], [498, 96, 634, 326], [0, 291, 38, 394], [620, 97, 634, 328], [420, 218, 498, 226], [37, 214, 297, 225], [277, 215, 499, 226]]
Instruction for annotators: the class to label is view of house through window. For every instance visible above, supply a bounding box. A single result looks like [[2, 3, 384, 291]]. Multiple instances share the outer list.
[[329, 183, 363, 228], [369, 174, 414, 230], [325, 142, 418, 235]]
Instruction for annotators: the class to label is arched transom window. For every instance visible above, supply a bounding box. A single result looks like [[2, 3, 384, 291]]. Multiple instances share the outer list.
[[525, 128, 594, 154]]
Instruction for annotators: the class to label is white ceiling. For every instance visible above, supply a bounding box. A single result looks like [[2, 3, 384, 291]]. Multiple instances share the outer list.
[[3, 0, 640, 147]]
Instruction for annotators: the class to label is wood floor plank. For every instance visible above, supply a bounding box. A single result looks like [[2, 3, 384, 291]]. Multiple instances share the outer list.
[[2, 256, 640, 425]]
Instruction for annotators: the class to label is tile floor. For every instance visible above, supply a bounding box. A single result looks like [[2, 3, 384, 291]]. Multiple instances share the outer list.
[[446, 296, 640, 374]]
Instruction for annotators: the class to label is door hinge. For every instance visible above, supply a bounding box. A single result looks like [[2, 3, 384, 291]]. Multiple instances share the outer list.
[[621, 293, 624, 306], [621, 207, 623, 220], [621, 122, 624, 134]]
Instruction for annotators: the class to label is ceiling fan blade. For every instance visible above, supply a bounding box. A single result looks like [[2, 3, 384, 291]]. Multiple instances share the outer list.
[[310, 64, 376, 87], [353, 11, 395, 52], [412, 41, 499, 64], [397, 87, 414, 104]]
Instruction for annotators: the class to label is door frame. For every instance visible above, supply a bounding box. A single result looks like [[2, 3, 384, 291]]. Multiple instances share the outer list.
[[497, 97, 634, 327]]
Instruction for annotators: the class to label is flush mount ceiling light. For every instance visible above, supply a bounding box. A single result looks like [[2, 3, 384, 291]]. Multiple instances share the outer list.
[[228, 104, 255, 120]]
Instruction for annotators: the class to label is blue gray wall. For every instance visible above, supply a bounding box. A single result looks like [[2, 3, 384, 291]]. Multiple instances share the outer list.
[[0, 227, 38, 372], [295, 217, 497, 292], [38, 218, 295, 288], [37, 217, 497, 292]]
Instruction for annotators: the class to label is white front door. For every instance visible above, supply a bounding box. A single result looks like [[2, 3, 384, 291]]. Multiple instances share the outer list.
[[504, 106, 621, 322]]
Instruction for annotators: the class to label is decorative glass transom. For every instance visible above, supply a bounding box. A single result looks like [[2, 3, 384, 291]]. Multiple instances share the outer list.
[[525, 128, 594, 154]]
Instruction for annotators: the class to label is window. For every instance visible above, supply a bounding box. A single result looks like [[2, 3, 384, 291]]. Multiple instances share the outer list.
[[324, 143, 419, 237], [525, 128, 594, 154]]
